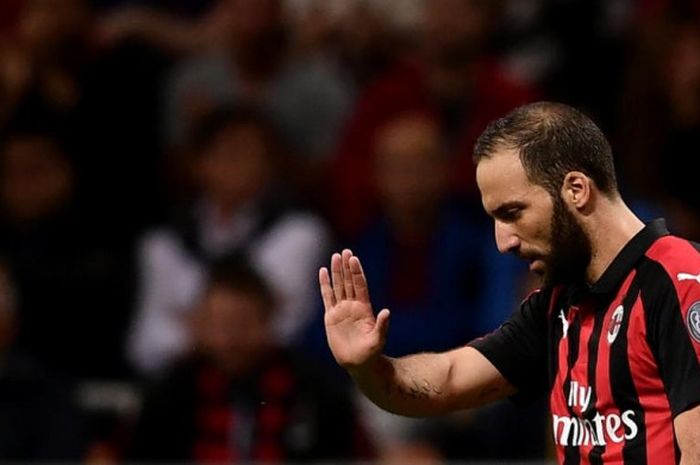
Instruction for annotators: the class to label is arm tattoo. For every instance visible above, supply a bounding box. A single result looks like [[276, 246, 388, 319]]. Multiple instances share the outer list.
[[393, 378, 443, 400]]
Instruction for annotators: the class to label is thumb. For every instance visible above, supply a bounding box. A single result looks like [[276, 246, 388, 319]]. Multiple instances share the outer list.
[[373, 308, 391, 341]]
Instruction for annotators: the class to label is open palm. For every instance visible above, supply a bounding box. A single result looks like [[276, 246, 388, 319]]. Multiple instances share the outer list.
[[319, 249, 390, 369]]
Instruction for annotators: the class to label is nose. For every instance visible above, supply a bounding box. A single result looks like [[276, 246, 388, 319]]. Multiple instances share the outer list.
[[494, 221, 520, 254]]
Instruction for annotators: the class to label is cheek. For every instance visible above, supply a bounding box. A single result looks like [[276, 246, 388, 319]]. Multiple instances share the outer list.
[[522, 214, 554, 252]]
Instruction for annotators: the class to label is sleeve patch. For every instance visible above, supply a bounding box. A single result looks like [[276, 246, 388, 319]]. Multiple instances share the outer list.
[[687, 301, 700, 344]]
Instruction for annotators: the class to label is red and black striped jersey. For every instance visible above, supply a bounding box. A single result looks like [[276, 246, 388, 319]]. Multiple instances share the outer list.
[[470, 219, 700, 464]]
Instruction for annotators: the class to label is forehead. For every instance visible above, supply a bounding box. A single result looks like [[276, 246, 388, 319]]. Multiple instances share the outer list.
[[476, 148, 548, 213]]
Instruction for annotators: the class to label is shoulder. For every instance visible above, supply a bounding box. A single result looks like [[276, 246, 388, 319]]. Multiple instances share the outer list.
[[643, 235, 700, 277], [259, 209, 330, 249], [635, 235, 700, 329], [636, 235, 700, 302], [138, 227, 189, 262], [521, 286, 559, 314], [136, 224, 203, 282]]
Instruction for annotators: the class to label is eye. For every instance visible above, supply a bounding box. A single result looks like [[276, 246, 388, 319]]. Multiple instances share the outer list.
[[498, 206, 522, 222], [490, 202, 526, 222]]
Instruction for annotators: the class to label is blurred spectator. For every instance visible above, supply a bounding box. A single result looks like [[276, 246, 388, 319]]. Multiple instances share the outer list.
[[0, 0, 170, 233], [307, 112, 538, 462], [161, 0, 353, 163], [127, 105, 330, 377], [350, 112, 525, 356], [327, 0, 537, 238], [286, 0, 410, 87], [0, 0, 92, 127], [129, 255, 371, 462], [619, 2, 700, 238], [0, 261, 87, 461], [0, 126, 134, 379]]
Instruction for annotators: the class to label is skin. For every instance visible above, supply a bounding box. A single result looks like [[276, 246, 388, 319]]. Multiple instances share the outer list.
[[197, 122, 271, 220], [320, 147, 700, 458], [194, 285, 271, 377], [0, 136, 74, 224], [675, 406, 700, 465], [372, 114, 448, 237]]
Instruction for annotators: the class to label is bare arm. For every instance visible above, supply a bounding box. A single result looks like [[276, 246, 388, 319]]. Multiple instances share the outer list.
[[350, 347, 516, 417], [320, 250, 516, 417], [676, 404, 700, 465]]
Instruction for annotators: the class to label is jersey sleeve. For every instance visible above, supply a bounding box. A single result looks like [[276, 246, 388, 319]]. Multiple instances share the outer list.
[[468, 287, 551, 401], [642, 263, 700, 417]]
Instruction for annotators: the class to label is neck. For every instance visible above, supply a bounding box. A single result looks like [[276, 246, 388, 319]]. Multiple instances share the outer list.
[[585, 197, 645, 284]]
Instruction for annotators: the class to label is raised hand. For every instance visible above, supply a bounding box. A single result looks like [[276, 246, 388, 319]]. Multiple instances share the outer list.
[[319, 249, 390, 370]]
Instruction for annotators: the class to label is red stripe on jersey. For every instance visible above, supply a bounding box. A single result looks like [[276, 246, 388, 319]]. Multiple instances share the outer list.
[[627, 295, 676, 464], [594, 272, 636, 463], [646, 237, 700, 362], [551, 309, 571, 463], [572, 307, 595, 463]]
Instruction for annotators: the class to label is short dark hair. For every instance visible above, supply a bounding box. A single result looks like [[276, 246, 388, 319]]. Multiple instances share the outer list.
[[473, 102, 618, 197], [205, 254, 276, 318]]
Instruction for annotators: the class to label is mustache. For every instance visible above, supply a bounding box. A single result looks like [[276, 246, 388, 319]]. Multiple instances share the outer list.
[[514, 250, 545, 261]]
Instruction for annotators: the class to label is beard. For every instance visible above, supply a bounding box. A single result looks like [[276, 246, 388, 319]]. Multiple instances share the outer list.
[[541, 195, 592, 287]]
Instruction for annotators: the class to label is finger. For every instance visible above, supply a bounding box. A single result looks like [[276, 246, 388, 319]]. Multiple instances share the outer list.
[[349, 256, 370, 303], [330, 253, 345, 302], [342, 249, 355, 299], [373, 308, 391, 342], [319, 267, 336, 311]]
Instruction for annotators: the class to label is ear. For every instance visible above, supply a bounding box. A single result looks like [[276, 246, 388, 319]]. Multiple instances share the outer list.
[[561, 171, 592, 210]]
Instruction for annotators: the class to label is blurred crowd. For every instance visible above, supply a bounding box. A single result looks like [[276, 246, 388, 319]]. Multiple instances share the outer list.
[[1, 0, 699, 463]]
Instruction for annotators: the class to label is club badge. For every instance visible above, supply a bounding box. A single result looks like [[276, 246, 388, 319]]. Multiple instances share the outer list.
[[687, 302, 700, 344], [607, 305, 624, 344]]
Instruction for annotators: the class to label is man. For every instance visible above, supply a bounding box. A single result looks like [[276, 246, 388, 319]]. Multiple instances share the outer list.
[[131, 254, 370, 462], [320, 102, 700, 464], [128, 105, 329, 377]]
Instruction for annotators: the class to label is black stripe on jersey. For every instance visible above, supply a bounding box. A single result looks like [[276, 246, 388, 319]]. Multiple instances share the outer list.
[[548, 287, 566, 391], [563, 309, 582, 465], [586, 307, 607, 464], [610, 276, 647, 465]]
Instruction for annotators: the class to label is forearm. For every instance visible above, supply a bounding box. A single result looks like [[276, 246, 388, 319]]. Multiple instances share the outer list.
[[320, 251, 515, 416], [349, 352, 459, 417], [676, 404, 700, 465], [349, 347, 516, 417]]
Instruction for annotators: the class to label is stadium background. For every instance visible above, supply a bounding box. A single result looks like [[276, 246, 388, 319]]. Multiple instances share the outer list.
[[0, 0, 697, 463]]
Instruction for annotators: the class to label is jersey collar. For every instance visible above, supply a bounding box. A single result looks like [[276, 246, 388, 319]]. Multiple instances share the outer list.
[[589, 218, 670, 296]]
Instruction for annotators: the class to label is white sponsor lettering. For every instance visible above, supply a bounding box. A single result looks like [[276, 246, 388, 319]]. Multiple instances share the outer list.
[[568, 381, 592, 412], [554, 383, 639, 446], [605, 411, 624, 443], [622, 410, 639, 439], [553, 411, 638, 446]]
